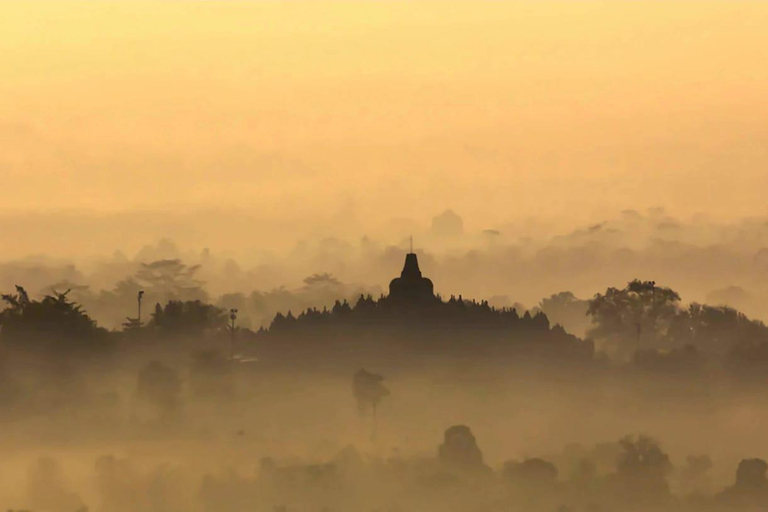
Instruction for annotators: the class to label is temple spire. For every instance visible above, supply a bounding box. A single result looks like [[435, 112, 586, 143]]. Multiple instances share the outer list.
[[388, 247, 435, 301]]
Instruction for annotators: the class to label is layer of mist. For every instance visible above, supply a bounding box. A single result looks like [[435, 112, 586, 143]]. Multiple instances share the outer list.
[[4, 208, 768, 511], [4, 208, 768, 329]]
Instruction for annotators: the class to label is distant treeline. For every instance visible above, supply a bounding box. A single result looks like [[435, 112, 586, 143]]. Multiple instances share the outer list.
[[2, 275, 768, 380]]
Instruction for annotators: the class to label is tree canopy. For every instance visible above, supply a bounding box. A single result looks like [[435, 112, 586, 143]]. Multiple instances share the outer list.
[[0, 286, 109, 351]]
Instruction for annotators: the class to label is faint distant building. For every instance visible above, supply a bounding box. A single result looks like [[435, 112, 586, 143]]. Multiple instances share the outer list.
[[431, 210, 464, 237]]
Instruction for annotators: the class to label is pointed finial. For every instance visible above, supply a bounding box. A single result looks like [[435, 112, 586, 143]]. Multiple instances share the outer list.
[[410, 235, 413, 254]]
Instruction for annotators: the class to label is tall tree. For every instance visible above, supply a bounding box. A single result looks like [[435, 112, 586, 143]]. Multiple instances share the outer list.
[[587, 280, 680, 358], [352, 369, 390, 439], [133, 259, 206, 301]]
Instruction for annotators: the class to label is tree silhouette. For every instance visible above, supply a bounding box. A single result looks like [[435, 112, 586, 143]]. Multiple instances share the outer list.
[[611, 435, 672, 502], [587, 280, 680, 358], [352, 369, 390, 438], [107, 259, 208, 324], [503, 458, 558, 487], [150, 300, 226, 338], [669, 303, 768, 356], [438, 425, 489, 474], [134, 259, 206, 300], [721, 458, 768, 507], [539, 291, 591, 337], [0, 286, 109, 351]]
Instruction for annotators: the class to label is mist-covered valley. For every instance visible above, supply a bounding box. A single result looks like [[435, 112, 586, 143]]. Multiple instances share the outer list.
[[4, 209, 768, 511], [3, 345, 768, 512], [6, 0, 768, 509]]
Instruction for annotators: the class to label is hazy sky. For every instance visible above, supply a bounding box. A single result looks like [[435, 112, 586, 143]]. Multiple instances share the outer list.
[[2, 1, 768, 229]]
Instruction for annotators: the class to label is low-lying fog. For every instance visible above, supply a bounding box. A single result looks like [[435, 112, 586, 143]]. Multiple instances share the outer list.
[[3, 208, 768, 511], [2, 353, 768, 512]]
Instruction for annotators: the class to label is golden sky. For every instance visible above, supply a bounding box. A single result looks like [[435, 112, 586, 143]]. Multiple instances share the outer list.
[[2, 1, 768, 227]]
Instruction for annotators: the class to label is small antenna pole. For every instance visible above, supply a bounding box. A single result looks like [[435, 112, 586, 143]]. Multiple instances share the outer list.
[[410, 235, 413, 253]]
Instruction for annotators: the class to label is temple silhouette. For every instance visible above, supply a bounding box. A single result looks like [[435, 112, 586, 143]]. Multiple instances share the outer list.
[[253, 250, 593, 368], [388, 252, 436, 302]]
